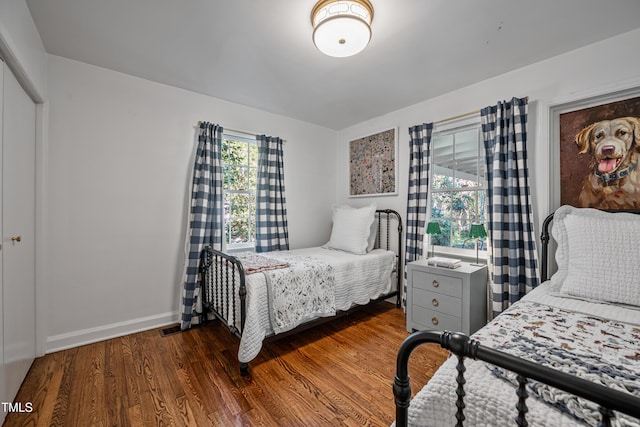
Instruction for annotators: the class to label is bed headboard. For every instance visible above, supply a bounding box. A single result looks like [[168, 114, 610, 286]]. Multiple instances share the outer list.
[[539, 211, 556, 283], [375, 209, 403, 307], [374, 209, 403, 252], [539, 208, 640, 282]]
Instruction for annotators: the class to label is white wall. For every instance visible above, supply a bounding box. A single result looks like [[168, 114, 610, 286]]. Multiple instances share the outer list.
[[45, 55, 337, 351], [33, 19, 640, 353], [337, 28, 640, 242]]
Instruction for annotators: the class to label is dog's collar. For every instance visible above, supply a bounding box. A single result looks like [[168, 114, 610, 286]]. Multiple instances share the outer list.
[[595, 159, 638, 184]]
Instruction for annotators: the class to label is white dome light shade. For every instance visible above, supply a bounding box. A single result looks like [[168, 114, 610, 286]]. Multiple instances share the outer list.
[[313, 16, 371, 58], [311, 0, 373, 58]]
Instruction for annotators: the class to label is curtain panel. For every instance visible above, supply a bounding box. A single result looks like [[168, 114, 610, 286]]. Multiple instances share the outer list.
[[404, 123, 433, 308], [180, 122, 224, 329], [481, 97, 539, 317], [255, 135, 289, 253]]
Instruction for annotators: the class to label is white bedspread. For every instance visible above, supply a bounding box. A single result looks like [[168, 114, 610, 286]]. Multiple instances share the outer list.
[[404, 281, 640, 427], [233, 247, 395, 363]]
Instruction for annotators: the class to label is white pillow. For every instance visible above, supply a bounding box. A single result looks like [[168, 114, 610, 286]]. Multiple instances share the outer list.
[[552, 205, 640, 306], [548, 207, 570, 292], [367, 218, 377, 252], [325, 204, 376, 254]]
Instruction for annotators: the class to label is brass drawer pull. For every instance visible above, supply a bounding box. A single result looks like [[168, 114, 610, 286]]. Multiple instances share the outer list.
[[11, 236, 22, 243], [432, 279, 439, 288], [431, 317, 439, 325], [432, 298, 439, 307]]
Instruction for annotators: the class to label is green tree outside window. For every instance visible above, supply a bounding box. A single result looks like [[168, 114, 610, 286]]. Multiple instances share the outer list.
[[222, 136, 258, 248]]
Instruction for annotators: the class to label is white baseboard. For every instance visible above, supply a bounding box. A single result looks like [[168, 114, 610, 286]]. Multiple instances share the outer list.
[[46, 311, 179, 353]]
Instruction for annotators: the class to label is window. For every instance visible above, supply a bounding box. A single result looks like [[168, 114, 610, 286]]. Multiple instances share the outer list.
[[222, 134, 258, 250], [429, 124, 486, 255]]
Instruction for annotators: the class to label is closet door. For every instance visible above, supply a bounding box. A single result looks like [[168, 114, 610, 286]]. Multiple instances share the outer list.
[[1, 60, 36, 408]]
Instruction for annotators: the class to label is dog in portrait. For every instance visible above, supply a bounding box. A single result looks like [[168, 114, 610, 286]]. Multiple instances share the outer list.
[[575, 116, 640, 209]]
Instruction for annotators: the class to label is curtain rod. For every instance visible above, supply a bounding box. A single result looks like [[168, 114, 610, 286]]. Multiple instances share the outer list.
[[433, 96, 529, 125], [433, 109, 480, 125], [196, 122, 287, 143]]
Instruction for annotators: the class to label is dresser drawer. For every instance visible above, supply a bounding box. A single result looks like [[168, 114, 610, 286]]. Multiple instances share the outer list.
[[411, 306, 462, 332], [413, 288, 461, 317], [412, 270, 462, 298]]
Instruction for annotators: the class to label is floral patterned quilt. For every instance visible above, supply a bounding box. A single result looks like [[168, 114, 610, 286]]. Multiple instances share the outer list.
[[474, 301, 640, 427], [262, 254, 336, 334]]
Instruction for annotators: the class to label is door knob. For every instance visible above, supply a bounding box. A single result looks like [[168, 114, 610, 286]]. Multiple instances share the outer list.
[[11, 236, 22, 242]]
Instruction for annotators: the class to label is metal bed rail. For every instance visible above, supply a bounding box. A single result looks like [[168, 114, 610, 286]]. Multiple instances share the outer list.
[[393, 330, 640, 427]]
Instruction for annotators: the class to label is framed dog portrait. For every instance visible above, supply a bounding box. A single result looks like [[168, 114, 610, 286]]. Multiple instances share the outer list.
[[349, 128, 398, 197], [550, 86, 640, 210]]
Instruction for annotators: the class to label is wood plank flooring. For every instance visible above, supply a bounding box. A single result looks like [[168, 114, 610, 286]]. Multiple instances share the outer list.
[[5, 303, 448, 426]]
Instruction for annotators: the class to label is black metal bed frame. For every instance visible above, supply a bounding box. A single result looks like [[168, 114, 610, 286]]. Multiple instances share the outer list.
[[199, 209, 403, 376], [393, 209, 640, 427]]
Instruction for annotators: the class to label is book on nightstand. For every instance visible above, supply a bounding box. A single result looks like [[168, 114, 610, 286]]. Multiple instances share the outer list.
[[426, 256, 462, 269]]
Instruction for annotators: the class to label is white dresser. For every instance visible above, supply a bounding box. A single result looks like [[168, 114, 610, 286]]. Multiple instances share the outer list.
[[406, 260, 488, 335]]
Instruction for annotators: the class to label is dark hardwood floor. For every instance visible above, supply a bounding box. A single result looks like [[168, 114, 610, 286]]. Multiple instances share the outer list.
[[5, 303, 448, 426]]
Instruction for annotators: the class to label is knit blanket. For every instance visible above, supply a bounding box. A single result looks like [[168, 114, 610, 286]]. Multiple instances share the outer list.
[[234, 251, 290, 275], [474, 301, 640, 427], [263, 254, 336, 334]]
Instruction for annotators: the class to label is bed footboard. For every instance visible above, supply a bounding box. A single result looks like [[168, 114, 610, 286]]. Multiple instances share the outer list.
[[393, 330, 640, 427], [200, 246, 249, 375], [199, 246, 247, 336]]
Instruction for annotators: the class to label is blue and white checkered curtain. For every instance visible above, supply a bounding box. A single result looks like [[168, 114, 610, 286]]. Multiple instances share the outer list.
[[180, 122, 223, 329], [481, 97, 539, 318], [255, 135, 289, 253], [404, 123, 433, 308]]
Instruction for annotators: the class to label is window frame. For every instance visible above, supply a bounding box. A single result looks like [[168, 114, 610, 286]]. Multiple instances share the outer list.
[[221, 132, 258, 252], [427, 118, 487, 259]]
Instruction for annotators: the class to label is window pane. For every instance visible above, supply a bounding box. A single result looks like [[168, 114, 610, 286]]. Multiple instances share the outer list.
[[223, 140, 238, 165], [230, 193, 250, 216], [432, 134, 454, 189], [249, 197, 256, 218], [226, 140, 248, 165], [431, 190, 477, 219], [222, 135, 258, 248], [429, 124, 486, 252], [249, 143, 259, 168], [248, 217, 256, 243], [230, 218, 249, 244], [430, 220, 449, 247], [225, 221, 231, 245], [450, 220, 473, 249], [248, 167, 257, 189], [478, 190, 486, 220], [431, 191, 451, 219], [223, 165, 232, 188], [453, 190, 477, 218], [225, 165, 250, 190], [222, 140, 230, 162], [223, 193, 232, 220], [454, 129, 480, 188]]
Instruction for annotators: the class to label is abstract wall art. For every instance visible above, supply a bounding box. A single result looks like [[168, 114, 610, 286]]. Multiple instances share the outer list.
[[349, 128, 397, 197]]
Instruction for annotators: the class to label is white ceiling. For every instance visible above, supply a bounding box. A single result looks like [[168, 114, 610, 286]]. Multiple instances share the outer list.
[[26, 0, 640, 130]]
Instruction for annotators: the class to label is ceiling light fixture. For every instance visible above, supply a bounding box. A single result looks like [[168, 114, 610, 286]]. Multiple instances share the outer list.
[[311, 0, 374, 58]]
